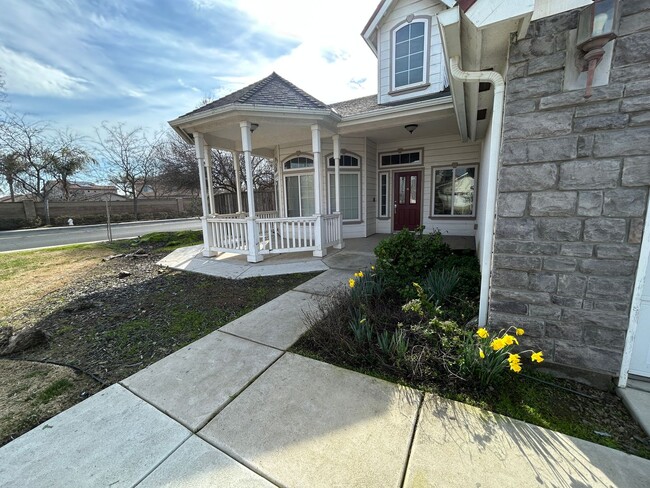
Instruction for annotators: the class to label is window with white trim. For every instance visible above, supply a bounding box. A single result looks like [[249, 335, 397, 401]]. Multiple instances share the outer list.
[[432, 166, 476, 216], [284, 156, 313, 170], [380, 150, 422, 167], [327, 154, 361, 221], [285, 174, 314, 217], [378, 173, 389, 217], [393, 19, 428, 89]]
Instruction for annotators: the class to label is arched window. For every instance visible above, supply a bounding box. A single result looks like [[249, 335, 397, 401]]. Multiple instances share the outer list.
[[328, 154, 359, 167], [284, 156, 313, 170], [283, 156, 315, 217], [393, 19, 428, 89]]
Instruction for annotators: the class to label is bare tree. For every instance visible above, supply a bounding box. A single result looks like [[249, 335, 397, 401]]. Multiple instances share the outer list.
[[210, 151, 274, 194], [95, 122, 161, 219], [157, 130, 200, 195]]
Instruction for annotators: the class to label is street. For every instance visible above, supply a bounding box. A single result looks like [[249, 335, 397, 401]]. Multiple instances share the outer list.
[[0, 218, 202, 252]]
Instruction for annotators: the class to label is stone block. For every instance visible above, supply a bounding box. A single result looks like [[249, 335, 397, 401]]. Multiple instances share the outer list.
[[499, 164, 558, 191], [557, 274, 587, 297], [621, 94, 650, 113], [543, 257, 578, 272], [551, 295, 584, 308], [493, 254, 542, 271], [586, 276, 634, 299], [507, 62, 528, 81], [505, 99, 537, 116], [579, 259, 637, 276], [495, 217, 535, 239], [491, 269, 529, 288], [629, 217, 645, 243], [497, 193, 528, 217], [494, 240, 560, 256], [622, 156, 650, 186], [613, 31, 650, 67], [602, 188, 647, 217], [528, 272, 558, 292], [490, 300, 528, 315], [535, 218, 582, 241], [529, 305, 562, 320], [488, 312, 546, 337], [539, 84, 624, 110], [583, 218, 627, 242], [619, 10, 650, 36], [593, 127, 650, 157], [594, 300, 629, 313], [561, 309, 628, 330], [595, 243, 640, 259], [503, 110, 573, 140], [527, 137, 577, 163], [573, 113, 629, 132], [501, 142, 528, 164], [559, 160, 621, 190], [527, 51, 565, 75], [492, 289, 551, 305], [577, 191, 603, 216], [560, 243, 594, 257], [575, 100, 621, 117], [554, 341, 621, 374], [532, 10, 579, 36], [625, 79, 650, 97], [611, 61, 650, 84], [529, 191, 577, 216], [577, 135, 594, 158], [582, 299, 594, 310], [509, 36, 556, 63], [584, 326, 627, 349], [545, 321, 583, 341], [621, 0, 650, 16], [630, 111, 650, 126]]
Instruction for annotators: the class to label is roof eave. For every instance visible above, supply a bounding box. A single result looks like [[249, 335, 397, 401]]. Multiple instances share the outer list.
[[337, 95, 453, 127]]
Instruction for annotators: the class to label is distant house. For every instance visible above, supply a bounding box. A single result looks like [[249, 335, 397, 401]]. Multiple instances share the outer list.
[[170, 0, 650, 388], [44, 181, 121, 201]]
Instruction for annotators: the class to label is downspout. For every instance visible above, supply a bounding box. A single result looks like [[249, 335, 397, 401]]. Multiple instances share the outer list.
[[448, 56, 505, 327]]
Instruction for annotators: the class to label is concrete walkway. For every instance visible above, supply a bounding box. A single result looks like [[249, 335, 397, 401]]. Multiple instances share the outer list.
[[2, 247, 650, 487]]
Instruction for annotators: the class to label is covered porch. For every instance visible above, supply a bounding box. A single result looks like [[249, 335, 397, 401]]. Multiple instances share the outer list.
[[169, 74, 347, 263]]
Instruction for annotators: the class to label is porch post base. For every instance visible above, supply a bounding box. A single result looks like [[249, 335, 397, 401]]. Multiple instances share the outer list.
[[312, 249, 327, 258], [202, 249, 218, 257], [246, 254, 264, 263], [334, 241, 345, 250]]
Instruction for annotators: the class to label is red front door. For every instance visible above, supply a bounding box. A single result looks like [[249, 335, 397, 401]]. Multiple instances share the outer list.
[[394, 171, 421, 231]]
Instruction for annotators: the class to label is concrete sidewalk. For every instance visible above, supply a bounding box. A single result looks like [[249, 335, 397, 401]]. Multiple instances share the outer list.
[[1, 255, 650, 487]]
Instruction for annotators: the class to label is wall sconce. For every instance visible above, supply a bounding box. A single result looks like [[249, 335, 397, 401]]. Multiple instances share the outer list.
[[576, 0, 620, 98], [404, 124, 418, 134], [250, 123, 259, 133]]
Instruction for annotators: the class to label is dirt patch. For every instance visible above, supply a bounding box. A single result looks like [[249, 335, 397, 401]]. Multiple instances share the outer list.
[[1, 238, 318, 446]]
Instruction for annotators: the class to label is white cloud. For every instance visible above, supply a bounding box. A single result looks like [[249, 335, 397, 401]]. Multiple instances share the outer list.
[[0, 46, 89, 97]]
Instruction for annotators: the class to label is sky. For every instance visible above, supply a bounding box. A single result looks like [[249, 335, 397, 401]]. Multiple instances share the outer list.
[[0, 0, 379, 137]]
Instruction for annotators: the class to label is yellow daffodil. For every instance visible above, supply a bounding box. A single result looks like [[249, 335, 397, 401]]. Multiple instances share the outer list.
[[358, 271, 364, 278], [479, 348, 485, 359], [491, 338, 505, 351], [516, 328, 525, 336], [510, 362, 522, 373], [502, 334, 519, 346], [371, 265, 375, 271], [476, 328, 489, 339], [531, 351, 544, 363], [508, 353, 522, 372], [348, 278, 355, 288]]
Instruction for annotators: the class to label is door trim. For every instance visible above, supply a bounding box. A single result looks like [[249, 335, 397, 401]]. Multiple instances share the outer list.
[[393, 170, 422, 232]]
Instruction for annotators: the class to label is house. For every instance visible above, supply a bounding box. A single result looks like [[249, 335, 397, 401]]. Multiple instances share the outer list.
[[44, 180, 121, 201], [169, 0, 650, 387]]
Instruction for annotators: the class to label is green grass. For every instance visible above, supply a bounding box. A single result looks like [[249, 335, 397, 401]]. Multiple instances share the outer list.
[[108, 230, 203, 254], [35, 379, 74, 404]]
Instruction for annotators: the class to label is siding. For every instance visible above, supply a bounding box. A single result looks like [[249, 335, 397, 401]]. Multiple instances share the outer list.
[[377, 0, 447, 105]]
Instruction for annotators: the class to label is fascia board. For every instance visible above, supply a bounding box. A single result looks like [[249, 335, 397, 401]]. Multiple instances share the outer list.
[[336, 97, 454, 128], [465, 0, 534, 29]]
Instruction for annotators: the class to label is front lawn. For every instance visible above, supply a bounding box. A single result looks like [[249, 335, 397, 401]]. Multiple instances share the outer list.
[[0, 232, 317, 445], [292, 228, 650, 459]]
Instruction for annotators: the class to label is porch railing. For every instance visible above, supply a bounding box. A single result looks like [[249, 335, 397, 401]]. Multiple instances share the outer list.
[[258, 216, 316, 253], [323, 213, 341, 247], [212, 210, 278, 219], [206, 217, 249, 254]]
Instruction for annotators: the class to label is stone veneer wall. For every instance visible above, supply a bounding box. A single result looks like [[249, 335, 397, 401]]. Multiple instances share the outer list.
[[489, 0, 650, 375]]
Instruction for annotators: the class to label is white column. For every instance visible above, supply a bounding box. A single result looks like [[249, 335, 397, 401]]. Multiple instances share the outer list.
[[240, 121, 262, 262], [311, 124, 326, 257], [204, 143, 216, 215], [232, 150, 243, 214], [332, 134, 344, 250], [193, 132, 215, 256]]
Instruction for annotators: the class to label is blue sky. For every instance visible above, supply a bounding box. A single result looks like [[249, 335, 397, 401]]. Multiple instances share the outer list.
[[0, 0, 378, 137]]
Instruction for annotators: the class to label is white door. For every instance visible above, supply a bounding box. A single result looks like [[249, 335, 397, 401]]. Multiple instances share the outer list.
[[630, 261, 650, 377]]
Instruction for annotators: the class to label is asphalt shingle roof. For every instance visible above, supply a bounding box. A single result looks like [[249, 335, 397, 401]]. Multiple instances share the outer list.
[[329, 95, 382, 116], [183, 72, 329, 117]]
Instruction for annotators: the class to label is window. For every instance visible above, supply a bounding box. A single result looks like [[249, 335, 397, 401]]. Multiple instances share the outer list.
[[380, 150, 422, 167], [432, 166, 476, 216], [328, 155, 359, 167], [328, 173, 360, 221], [378, 173, 389, 217], [284, 156, 313, 170], [286, 174, 315, 217], [393, 19, 428, 89]]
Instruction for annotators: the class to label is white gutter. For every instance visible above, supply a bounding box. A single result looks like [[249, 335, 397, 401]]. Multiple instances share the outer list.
[[448, 56, 505, 327]]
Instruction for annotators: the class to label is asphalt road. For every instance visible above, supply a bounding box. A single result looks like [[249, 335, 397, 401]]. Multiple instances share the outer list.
[[0, 218, 203, 252]]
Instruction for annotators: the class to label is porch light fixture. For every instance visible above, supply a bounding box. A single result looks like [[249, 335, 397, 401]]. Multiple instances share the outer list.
[[250, 123, 259, 133], [404, 124, 418, 134], [576, 0, 620, 98]]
